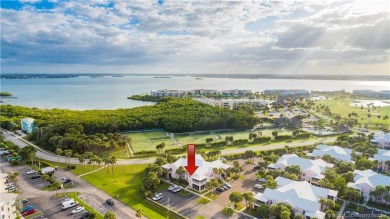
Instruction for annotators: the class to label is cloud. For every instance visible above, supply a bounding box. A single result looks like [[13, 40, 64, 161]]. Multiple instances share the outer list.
[[1, 0, 389, 74]]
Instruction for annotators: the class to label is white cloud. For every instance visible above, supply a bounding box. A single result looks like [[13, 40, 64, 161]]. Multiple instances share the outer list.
[[1, 0, 389, 74]]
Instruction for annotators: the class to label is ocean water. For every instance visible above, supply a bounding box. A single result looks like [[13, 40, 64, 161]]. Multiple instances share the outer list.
[[1, 76, 388, 110]]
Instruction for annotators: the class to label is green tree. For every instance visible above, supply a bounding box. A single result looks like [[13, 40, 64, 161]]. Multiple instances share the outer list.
[[242, 192, 255, 209], [229, 192, 243, 204], [64, 149, 73, 164], [56, 148, 63, 163], [175, 166, 186, 183], [104, 211, 116, 219], [42, 174, 50, 188], [256, 205, 270, 218], [53, 181, 61, 195]]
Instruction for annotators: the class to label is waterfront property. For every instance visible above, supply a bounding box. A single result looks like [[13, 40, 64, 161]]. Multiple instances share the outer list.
[[352, 90, 390, 99], [220, 89, 252, 97], [254, 177, 338, 219], [187, 89, 218, 96], [193, 98, 268, 110], [347, 169, 390, 202], [21, 117, 34, 133], [307, 144, 355, 163], [267, 154, 334, 184], [161, 154, 230, 191], [150, 89, 186, 98], [263, 89, 310, 99], [369, 149, 390, 171], [370, 133, 390, 149]]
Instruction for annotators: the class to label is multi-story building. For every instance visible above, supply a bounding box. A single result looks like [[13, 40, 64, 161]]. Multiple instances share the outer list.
[[220, 89, 252, 97], [0, 173, 18, 219], [267, 154, 333, 184], [161, 155, 230, 191], [347, 169, 390, 202], [307, 145, 355, 163], [21, 118, 34, 133], [254, 177, 338, 219], [193, 98, 268, 110], [187, 89, 218, 96], [370, 133, 390, 149], [264, 89, 310, 99], [150, 89, 186, 98], [193, 98, 221, 107]]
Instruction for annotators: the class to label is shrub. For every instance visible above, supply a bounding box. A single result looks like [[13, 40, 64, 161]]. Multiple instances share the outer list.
[[274, 135, 292, 141], [235, 202, 245, 210], [11, 160, 20, 165], [67, 164, 76, 170], [197, 197, 211, 204], [251, 137, 271, 143], [222, 207, 235, 217]]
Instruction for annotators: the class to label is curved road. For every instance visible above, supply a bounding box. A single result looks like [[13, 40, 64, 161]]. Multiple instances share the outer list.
[[1, 129, 336, 165]]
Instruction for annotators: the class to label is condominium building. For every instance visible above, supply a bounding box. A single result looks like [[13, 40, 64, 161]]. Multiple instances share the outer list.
[[21, 117, 34, 133], [264, 89, 310, 99], [187, 89, 218, 96], [0, 192, 19, 219], [220, 89, 252, 97], [370, 149, 390, 172], [307, 145, 355, 163], [194, 98, 268, 110], [268, 154, 334, 184], [347, 169, 390, 201], [161, 155, 230, 191], [254, 177, 338, 219], [370, 133, 390, 149], [150, 89, 186, 98]]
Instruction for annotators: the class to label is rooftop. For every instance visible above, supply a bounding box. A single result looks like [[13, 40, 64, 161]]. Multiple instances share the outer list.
[[308, 144, 354, 162]]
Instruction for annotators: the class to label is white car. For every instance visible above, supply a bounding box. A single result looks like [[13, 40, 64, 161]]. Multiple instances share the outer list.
[[168, 185, 178, 191], [172, 186, 183, 193], [254, 184, 262, 189], [152, 193, 163, 201], [26, 170, 36, 175], [258, 178, 266, 183], [61, 198, 73, 204], [71, 206, 85, 214]]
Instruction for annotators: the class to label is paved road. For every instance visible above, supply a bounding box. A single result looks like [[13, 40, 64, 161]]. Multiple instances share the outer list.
[[1, 129, 336, 165], [0, 161, 142, 219]]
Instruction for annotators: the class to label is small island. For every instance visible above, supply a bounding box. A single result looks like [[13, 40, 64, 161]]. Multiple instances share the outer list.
[[0, 92, 12, 97]]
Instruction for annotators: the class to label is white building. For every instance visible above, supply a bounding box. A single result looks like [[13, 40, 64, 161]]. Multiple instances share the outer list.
[[307, 145, 354, 163], [187, 89, 218, 96], [268, 154, 334, 184], [1, 172, 18, 219], [254, 177, 338, 219], [347, 169, 390, 201], [220, 89, 252, 96], [162, 155, 230, 191], [150, 89, 186, 98], [21, 117, 34, 133], [193, 98, 221, 107], [370, 133, 390, 149], [370, 149, 390, 172], [219, 99, 268, 110]]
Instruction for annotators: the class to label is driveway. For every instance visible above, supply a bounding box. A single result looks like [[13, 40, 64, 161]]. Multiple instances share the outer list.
[[1, 161, 142, 219]]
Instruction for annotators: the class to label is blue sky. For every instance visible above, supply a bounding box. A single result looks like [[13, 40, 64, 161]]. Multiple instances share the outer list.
[[1, 0, 389, 74]]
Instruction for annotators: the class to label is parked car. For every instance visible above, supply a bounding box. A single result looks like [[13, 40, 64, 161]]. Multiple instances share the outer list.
[[26, 170, 36, 175], [216, 187, 225, 193], [345, 211, 360, 218], [22, 209, 36, 216], [258, 178, 266, 183], [21, 205, 35, 213], [21, 199, 29, 204], [79, 212, 90, 219], [71, 206, 85, 214], [172, 186, 183, 193], [254, 184, 262, 189], [168, 185, 178, 191], [222, 183, 232, 188], [62, 200, 78, 210], [31, 174, 41, 179], [106, 199, 115, 206], [152, 193, 163, 201], [61, 178, 72, 184], [61, 198, 73, 204], [253, 166, 261, 170], [222, 185, 230, 190]]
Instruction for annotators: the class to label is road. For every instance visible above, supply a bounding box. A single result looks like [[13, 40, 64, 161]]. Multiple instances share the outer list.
[[1, 129, 336, 165], [0, 161, 142, 219]]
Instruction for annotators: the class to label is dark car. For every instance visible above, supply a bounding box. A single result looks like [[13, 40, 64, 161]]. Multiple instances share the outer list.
[[216, 187, 224, 193], [21, 199, 29, 204], [31, 174, 41, 179], [79, 212, 90, 219], [106, 199, 114, 206], [253, 166, 261, 170], [21, 205, 35, 213]]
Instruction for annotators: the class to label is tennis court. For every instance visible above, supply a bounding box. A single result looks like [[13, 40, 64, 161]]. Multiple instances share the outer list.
[[126, 131, 180, 153]]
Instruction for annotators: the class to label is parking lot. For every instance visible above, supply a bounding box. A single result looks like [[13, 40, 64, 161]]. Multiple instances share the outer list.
[[20, 166, 75, 190]]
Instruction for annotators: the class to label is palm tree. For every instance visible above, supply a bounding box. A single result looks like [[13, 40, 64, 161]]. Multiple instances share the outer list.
[[104, 211, 116, 219], [53, 181, 61, 195], [42, 174, 50, 188], [64, 149, 73, 164], [110, 156, 117, 173], [56, 148, 63, 163], [175, 167, 186, 184], [136, 208, 143, 219], [7, 172, 19, 184], [243, 192, 255, 209]]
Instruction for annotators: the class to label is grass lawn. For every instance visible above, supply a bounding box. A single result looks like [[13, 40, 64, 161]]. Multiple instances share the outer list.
[[317, 99, 390, 127], [33, 159, 100, 176], [127, 131, 180, 153], [101, 145, 130, 159], [81, 164, 170, 219]]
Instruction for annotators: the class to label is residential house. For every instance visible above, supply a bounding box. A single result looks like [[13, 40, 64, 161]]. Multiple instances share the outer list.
[[307, 145, 354, 163], [162, 155, 230, 191], [268, 154, 334, 184], [347, 169, 390, 201], [254, 177, 338, 219], [369, 149, 390, 172], [370, 133, 390, 149]]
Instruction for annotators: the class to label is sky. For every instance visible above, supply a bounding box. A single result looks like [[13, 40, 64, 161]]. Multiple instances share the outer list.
[[1, 0, 389, 75]]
